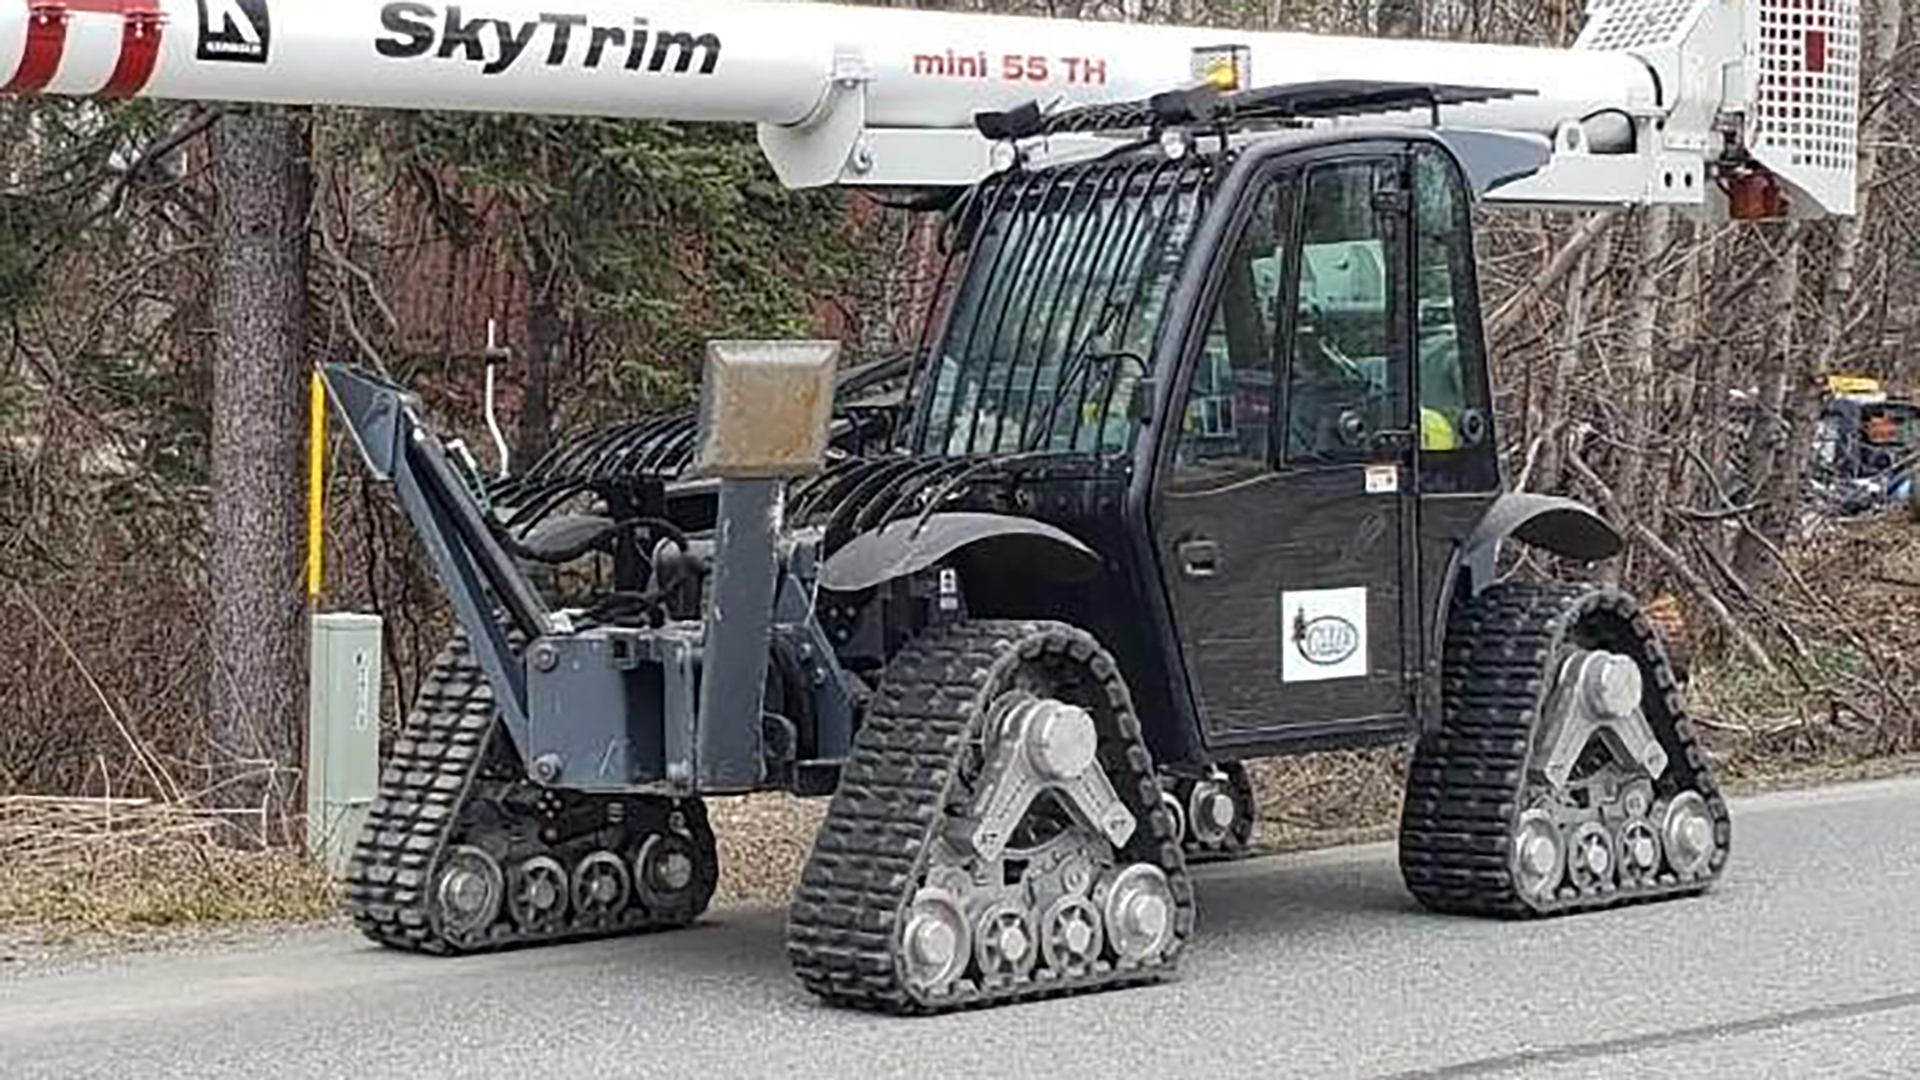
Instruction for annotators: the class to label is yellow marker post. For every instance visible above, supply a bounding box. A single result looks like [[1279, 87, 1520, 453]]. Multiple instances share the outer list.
[[307, 368, 326, 600]]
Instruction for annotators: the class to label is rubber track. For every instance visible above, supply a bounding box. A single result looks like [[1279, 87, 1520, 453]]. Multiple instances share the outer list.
[[787, 620, 1193, 1013], [1398, 583, 1731, 917], [346, 636, 715, 952]]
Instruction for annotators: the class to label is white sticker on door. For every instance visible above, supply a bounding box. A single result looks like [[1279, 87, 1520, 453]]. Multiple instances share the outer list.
[[1365, 465, 1399, 494], [1281, 587, 1369, 683]]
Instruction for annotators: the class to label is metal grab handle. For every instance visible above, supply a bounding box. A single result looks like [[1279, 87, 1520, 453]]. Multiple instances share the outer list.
[[484, 319, 512, 481], [1177, 539, 1221, 579]]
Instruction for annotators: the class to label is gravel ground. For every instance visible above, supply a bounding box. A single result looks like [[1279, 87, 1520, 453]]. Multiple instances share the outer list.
[[706, 794, 828, 907]]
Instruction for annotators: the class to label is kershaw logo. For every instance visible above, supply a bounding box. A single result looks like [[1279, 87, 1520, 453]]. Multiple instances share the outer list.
[[198, 0, 271, 64], [1293, 612, 1360, 667], [377, 3, 722, 77]]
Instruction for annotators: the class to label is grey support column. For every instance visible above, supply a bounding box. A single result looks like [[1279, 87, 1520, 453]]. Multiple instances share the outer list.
[[691, 340, 840, 793], [695, 478, 783, 791]]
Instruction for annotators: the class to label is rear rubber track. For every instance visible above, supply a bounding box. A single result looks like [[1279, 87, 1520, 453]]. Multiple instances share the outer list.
[[1399, 582, 1730, 916], [787, 619, 1193, 1013], [345, 635, 718, 952]]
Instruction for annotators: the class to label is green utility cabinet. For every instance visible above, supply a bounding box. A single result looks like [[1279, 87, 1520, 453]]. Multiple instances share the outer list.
[[307, 613, 382, 876]]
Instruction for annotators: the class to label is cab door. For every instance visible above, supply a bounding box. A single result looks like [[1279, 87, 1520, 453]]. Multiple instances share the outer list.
[[1153, 150, 1420, 749]]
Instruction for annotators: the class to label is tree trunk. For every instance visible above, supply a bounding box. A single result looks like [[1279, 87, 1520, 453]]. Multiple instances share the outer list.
[[1533, 236, 1600, 492], [1377, 0, 1423, 37], [209, 108, 312, 842], [1619, 206, 1673, 540], [1811, 0, 1901, 377], [1747, 0, 1908, 581], [1663, 221, 1707, 528], [1732, 224, 1803, 584], [518, 230, 561, 467]]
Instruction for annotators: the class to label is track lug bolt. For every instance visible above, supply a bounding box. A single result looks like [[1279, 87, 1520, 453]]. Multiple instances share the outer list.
[[1063, 919, 1093, 954], [1585, 843, 1610, 877], [911, 919, 957, 968], [1026, 703, 1098, 780], [1522, 835, 1558, 877], [1583, 653, 1643, 718], [658, 851, 694, 892], [1201, 790, 1235, 830], [444, 869, 487, 912], [1000, 923, 1031, 963], [1124, 893, 1169, 940], [1680, 816, 1711, 856]]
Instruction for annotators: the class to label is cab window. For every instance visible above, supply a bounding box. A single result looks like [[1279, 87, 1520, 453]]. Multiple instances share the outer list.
[[1169, 180, 1286, 482], [1412, 144, 1498, 492], [1285, 159, 1404, 464]]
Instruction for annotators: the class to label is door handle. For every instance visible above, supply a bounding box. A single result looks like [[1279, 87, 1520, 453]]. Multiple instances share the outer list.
[[1177, 539, 1221, 579], [1368, 428, 1416, 458]]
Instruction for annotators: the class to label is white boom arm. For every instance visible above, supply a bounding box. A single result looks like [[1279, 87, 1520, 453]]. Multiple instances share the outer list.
[[0, 0, 1858, 216]]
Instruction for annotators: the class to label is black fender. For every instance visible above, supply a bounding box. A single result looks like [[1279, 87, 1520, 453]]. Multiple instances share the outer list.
[[1460, 493, 1623, 594], [818, 512, 1101, 594], [1414, 494, 1622, 732]]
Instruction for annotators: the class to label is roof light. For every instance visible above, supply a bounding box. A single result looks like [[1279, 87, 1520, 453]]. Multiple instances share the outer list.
[[1190, 44, 1251, 94]]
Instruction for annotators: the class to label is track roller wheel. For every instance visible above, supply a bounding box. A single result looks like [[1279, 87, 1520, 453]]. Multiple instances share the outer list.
[[432, 846, 505, 945], [509, 855, 570, 933], [571, 851, 633, 920], [1169, 763, 1257, 862], [1040, 895, 1105, 977], [634, 811, 720, 928]]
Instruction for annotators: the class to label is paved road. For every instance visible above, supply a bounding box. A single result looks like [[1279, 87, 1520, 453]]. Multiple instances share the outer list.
[[4, 778, 1920, 1080]]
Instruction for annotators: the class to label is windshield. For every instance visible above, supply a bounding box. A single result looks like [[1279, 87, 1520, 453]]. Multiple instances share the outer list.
[[916, 155, 1214, 458]]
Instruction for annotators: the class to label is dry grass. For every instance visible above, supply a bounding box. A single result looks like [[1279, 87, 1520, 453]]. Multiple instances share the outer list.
[[1685, 512, 1920, 772], [0, 797, 337, 939], [1246, 750, 1409, 851], [10, 751, 1919, 945]]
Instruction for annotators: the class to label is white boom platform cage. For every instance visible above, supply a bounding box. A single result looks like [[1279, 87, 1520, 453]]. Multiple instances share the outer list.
[[0, 0, 1858, 217]]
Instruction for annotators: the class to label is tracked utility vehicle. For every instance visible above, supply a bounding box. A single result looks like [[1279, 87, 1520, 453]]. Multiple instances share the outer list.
[[5, 0, 1858, 1012]]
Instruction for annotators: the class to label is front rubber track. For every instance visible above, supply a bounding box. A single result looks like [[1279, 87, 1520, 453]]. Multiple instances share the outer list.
[[787, 619, 1192, 1014]]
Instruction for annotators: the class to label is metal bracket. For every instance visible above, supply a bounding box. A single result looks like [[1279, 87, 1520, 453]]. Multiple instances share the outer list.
[[772, 544, 858, 762], [757, 44, 872, 188], [1536, 650, 1670, 789], [322, 364, 552, 749], [951, 695, 1137, 862]]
